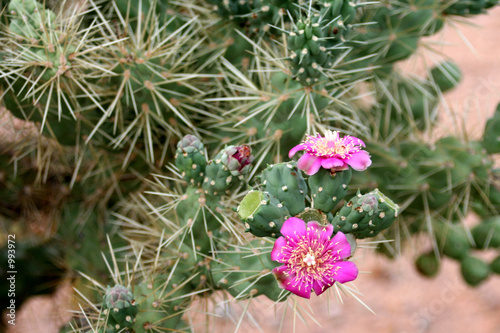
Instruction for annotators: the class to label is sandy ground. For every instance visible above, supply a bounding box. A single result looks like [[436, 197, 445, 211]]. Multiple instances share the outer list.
[[5, 7, 500, 333], [208, 250, 500, 333]]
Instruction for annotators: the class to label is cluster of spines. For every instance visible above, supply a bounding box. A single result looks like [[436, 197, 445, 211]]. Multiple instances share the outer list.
[[364, 134, 495, 223], [372, 61, 462, 134], [288, 15, 332, 86], [330, 189, 399, 238], [238, 160, 398, 240], [209, 240, 284, 301], [308, 168, 352, 213], [416, 217, 500, 286], [101, 274, 191, 333]]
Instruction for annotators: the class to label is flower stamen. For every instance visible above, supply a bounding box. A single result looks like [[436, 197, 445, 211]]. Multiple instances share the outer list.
[[303, 252, 316, 267], [289, 130, 371, 175]]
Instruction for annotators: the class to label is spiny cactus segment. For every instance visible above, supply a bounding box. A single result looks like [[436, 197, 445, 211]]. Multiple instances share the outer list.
[[331, 189, 399, 238], [259, 162, 307, 215], [236, 130, 398, 299], [482, 104, 500, 154], [238, 190, 291, 237], [2, 0, 500, 330], [308, 168, 352, 213], [175, 135, 207, 185], [103, 285, 138, 330]]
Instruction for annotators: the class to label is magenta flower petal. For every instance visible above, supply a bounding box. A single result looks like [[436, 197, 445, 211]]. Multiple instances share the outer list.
[[306, 158, 323, 176], [279, 217, 306, 243], [297, 153, 322, 175], [331, 261, 358, 284], [321, 157, 344, 169], [271, 218, 358, 298], [289, 130, 371, 175], [289, 144, 306, 158], [312, 279, 333, 296], [346, 150, 372, 171], [270, 236, 288, 261], [284, 277, 312, 299], [273, 266, 311, 298], [297, 153, 318, 174], [331, 231, 352, 260], [272, 265, 289, 287], [305, 221, 334, 242]]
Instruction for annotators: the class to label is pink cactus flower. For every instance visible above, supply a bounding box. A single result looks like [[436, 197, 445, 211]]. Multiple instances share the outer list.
[[271, 217, 358, 299], [289, 130, 371, 175]]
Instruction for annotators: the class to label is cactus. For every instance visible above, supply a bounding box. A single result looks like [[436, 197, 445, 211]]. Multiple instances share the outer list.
[[415, 252, 440, 277], [491, 255, 500, 274], [1, 0, 500, 330], [330, 189, 399, 238], [308, 168, 352, 213], [259, 161, 307, 215], [103, 285, 138, 330], [210, 240, 284, 301], [237, 190, 290, 237], [471, 217, 500, 249], [460, 256, 491, 286], [202, 145, 253, 195], [482, 104, 500, 154], [175, 135, 207, 185]]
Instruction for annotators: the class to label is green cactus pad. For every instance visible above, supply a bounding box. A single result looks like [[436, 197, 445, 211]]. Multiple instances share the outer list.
[[415, 252, 440, 277], [103, 284, 138, 329], [429, 61, 462, 92], [472, 217, 500, 249], [202, 146, 252, 195], [132, 275, 188, 332], [460, 256, 491, 286], [331, 189, 399, 239], [288, 15, 332, 86], [260, 162, 307, 215], [482, 104, 500, 154], [175, 135, 207, 185], [434, 221, 471, 260], [309, 168, 352, 213], [238, 190, 291, 238], [176, 186, 222, 253], [491, 255, 500, 274]]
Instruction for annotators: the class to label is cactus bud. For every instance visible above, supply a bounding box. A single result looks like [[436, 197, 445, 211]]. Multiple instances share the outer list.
[[177, 134, 204, 152], [175, 135, 206, 185], [220, 145, 254, 176], [103, 284, 138, 328]]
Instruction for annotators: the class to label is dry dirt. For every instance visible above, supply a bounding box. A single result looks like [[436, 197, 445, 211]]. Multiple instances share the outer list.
[[5, 8, 500, 333]]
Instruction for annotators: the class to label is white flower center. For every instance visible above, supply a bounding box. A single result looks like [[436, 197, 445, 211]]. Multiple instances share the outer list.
[[303, 253, 316, 267]]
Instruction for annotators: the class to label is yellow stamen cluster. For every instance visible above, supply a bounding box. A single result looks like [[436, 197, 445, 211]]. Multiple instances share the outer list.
[[305, 131, 356, 159], [280, 228, 342, 287]]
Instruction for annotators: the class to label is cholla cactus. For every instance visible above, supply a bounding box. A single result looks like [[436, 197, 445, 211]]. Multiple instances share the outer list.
[[1, 0, 500, 331]]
